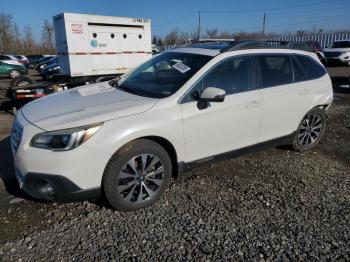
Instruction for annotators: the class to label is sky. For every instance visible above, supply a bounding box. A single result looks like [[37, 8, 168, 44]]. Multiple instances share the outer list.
[[2, 0, 350, 39]]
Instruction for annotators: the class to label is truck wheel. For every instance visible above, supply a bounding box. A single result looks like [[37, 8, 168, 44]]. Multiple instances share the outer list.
[[9, 70, 21, 79], [292, 107, 326, 151], [0, 87, 8, 100], [10, 76, 34, 87], [102, 139, 172, 211]]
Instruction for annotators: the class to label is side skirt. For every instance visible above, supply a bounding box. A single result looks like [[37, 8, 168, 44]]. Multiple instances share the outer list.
[[178, 132, 295, 174]]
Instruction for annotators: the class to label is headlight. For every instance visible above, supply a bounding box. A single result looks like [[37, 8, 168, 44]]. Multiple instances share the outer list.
[[30, 123, 102, 151], [48, 66, 59, 72]]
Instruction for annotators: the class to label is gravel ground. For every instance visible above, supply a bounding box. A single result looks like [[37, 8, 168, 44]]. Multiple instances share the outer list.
[[0, 82, 349, 261]]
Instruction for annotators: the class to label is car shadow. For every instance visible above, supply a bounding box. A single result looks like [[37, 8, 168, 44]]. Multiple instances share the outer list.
[[0, 136, 27, 198]]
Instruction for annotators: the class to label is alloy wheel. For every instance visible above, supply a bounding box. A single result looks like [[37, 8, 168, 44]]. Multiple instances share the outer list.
[[297, 113, 323, 146], [10, 70, 20, 78], [117, 154, 165, 203]]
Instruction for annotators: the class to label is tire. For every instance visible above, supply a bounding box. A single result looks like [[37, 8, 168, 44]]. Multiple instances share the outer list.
[[102, 139, 172, 211], [292, 107, 326, 151], [9, 70, 21, 79], [10, 76, 34, 87], [0, 87, 8, 100]]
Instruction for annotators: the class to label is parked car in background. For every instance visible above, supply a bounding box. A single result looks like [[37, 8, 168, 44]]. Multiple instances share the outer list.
[[0, 60, 28, 79], [0, 54, 23, 67], [305, 41, 327, 65], [27, 55, 46, 67], [323, 40, 350, 66], [30, 55, 55, 69], [271, 41, 326, 65], [40, 62, 60, 80], [27, 55, 45, 61], [36, 56, 57, 71], [11, 41, 333, 211], [14, 55, 30, 69]]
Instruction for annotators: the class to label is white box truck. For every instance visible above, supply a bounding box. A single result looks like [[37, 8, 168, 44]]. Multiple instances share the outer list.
[[53, 13, 152, 82], [9, 13, 153, 110]]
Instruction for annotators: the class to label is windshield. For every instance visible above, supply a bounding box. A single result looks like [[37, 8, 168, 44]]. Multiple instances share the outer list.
[[114, 52, 212, 98], [329, 41, 350, 48]]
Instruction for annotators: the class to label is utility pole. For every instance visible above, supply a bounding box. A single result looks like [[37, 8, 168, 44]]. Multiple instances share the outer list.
[[262, 12, 266, 37], [197, 11, 201, 40]]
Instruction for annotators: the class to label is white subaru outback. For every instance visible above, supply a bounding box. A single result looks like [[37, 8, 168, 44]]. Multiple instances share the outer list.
[[11, 41, 333, 211]]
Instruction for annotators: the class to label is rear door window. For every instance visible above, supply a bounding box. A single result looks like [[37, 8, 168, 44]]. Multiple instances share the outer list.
[[295, 55, 326, 80], [259, 55, 293, 88], [291, 57, 307, 82]]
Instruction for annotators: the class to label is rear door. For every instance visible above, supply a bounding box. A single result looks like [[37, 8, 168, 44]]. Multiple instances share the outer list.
[[257, 54, 305, 142]]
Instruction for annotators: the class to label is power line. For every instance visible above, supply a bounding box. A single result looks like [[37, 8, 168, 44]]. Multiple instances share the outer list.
[[262, 13, 266, 36], [197, 11, 201, 39]]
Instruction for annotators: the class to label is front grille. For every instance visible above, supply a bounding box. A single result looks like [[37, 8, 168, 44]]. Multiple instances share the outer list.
[[324, 51, 342, 57], [11, 117, 23, 153]]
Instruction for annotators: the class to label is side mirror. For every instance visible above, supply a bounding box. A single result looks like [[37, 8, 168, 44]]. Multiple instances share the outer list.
[[200, 87, 226, 102], [197, 87, 226, 110]]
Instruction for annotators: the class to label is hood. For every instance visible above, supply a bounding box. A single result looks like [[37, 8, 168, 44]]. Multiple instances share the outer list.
[[21, 82, 158, 131], [46, 63, 59, 69]]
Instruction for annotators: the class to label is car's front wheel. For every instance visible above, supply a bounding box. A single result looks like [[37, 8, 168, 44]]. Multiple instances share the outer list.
[[9, 70, 21, 79], [103, 139, 172, 211], [292, 107, 327, 151]]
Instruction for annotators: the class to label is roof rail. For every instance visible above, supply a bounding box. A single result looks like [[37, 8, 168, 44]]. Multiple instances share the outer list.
[[180, 38, 236, 48], [198, 38, 236, 42], [178, 39, 314, 53], [221, 40, 313, 53]]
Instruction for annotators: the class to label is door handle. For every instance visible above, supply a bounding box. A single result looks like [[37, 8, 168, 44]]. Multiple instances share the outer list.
[[298, 89, 309, 95], [246, 100, 260, 108]]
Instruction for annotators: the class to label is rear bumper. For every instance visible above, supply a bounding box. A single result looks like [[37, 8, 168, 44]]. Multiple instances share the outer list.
[[16, 169, 101, 201]]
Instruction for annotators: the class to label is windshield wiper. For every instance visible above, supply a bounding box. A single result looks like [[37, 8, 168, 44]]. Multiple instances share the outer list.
[[108, 76, 121, 88]]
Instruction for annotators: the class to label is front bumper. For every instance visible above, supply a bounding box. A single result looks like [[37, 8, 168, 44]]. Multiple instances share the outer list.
[[15, 169, 100, 201], [12, 110, 111, 202]]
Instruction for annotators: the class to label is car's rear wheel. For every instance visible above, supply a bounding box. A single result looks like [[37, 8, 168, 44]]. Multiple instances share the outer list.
[[292, 107, 326, 151], [103, 139, 172, 211], [9, 70, 21, 79]]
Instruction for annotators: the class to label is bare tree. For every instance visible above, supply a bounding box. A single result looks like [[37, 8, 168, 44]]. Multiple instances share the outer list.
[[22, 24, 36, 54], [41, 19, 54, 54], [0, 13, 17, 53]]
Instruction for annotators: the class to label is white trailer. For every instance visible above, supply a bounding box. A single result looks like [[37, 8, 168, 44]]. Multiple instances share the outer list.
[[53, 13, 152, 80]]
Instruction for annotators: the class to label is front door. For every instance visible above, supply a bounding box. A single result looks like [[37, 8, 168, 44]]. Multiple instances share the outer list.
[[181, 55, 262, 162]]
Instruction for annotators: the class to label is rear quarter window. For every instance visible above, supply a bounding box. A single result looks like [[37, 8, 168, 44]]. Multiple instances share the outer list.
[[296, 55, 326, 80]]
